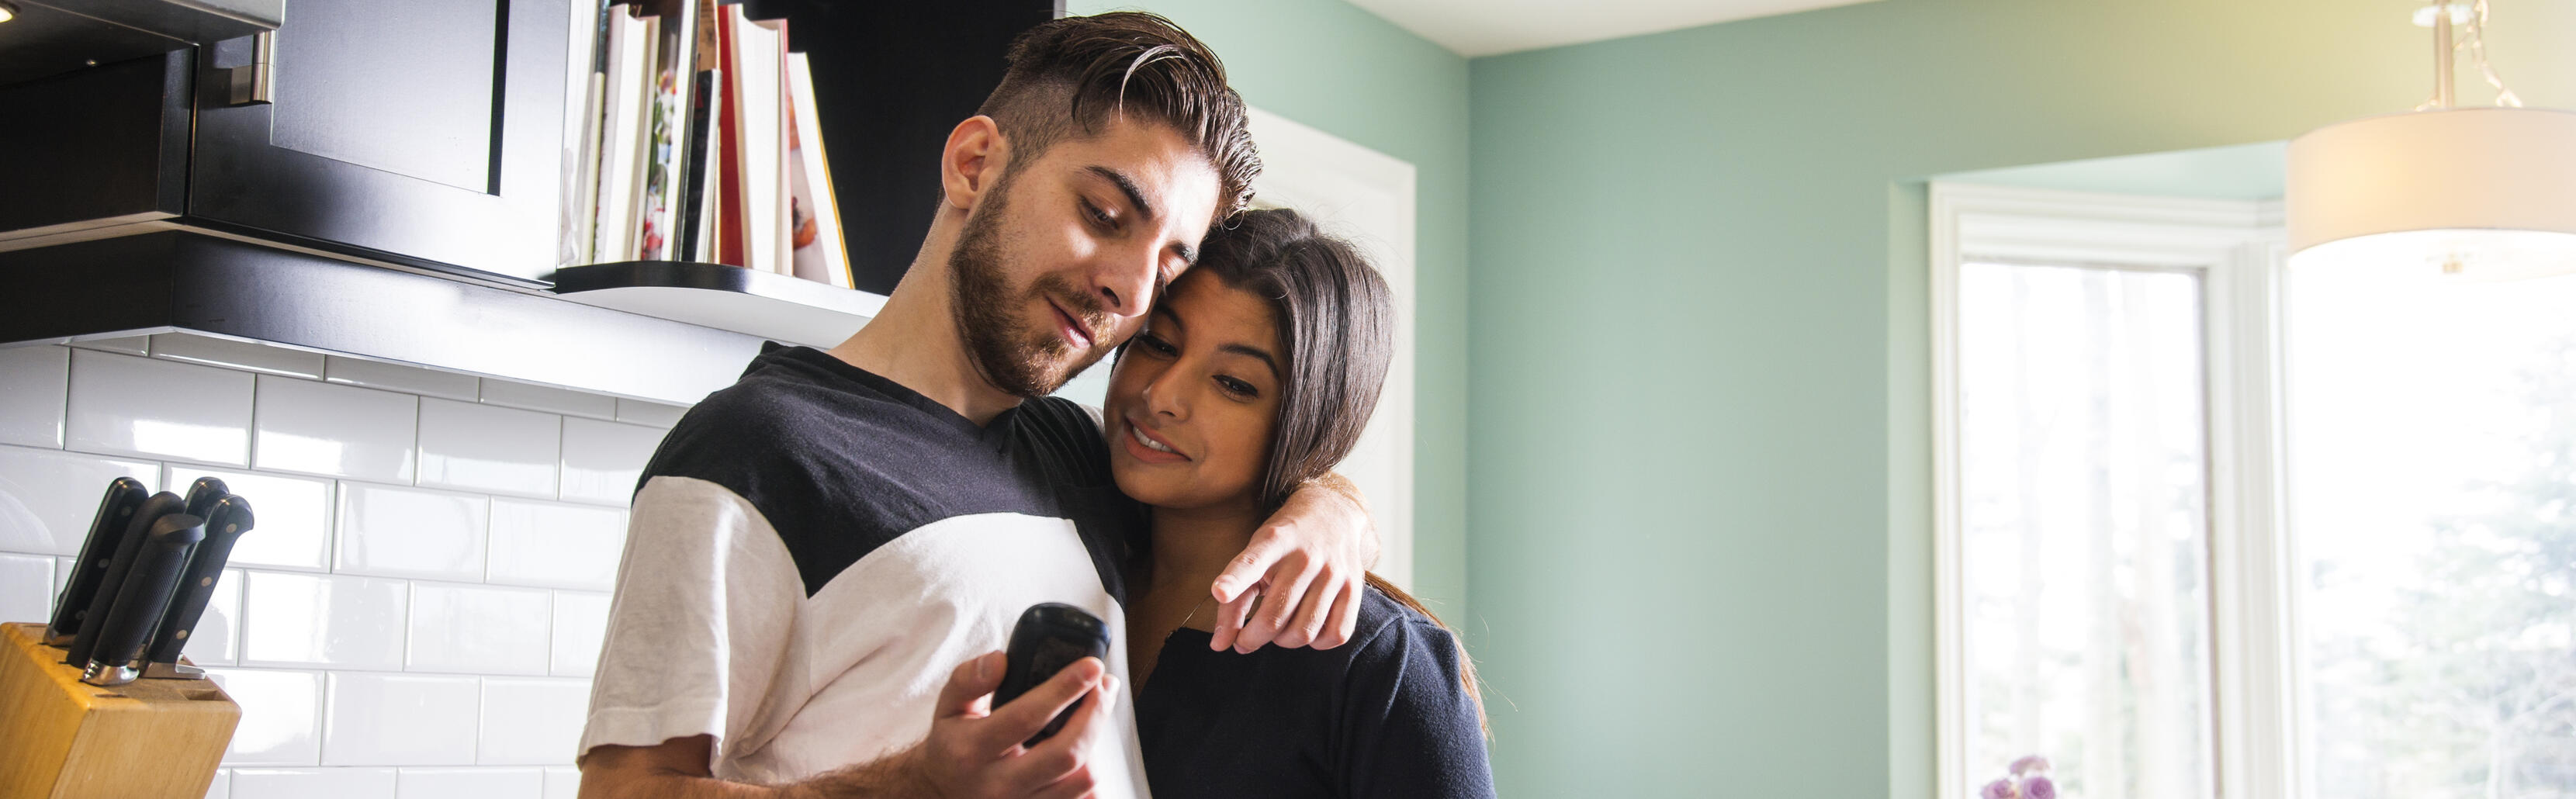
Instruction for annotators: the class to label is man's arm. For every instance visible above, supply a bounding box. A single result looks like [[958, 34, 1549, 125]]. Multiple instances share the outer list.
[[580, 652, 1114, 799], [1207, 472, 1380, 652]]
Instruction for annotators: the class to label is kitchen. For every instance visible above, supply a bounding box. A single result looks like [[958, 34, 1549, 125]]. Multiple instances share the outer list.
[[3, 0, 2574, 797]]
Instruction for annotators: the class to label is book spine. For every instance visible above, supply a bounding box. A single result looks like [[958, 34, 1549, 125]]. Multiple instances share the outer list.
[[677, 67, 718, 261]]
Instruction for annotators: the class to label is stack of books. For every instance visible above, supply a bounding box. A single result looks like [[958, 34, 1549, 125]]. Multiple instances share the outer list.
[[560, 0, 852, 289]]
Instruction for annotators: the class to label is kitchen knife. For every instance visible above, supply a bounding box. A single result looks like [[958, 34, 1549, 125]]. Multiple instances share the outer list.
[[143, 494, 255, 679], [44, 477, 151, 645], [180, 476, 230, 518], [62, 491, 185, 666], [81, 514, 204, 687]]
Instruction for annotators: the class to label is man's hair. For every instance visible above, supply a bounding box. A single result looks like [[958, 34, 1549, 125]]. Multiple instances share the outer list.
[[975, 12, 1260, 219]]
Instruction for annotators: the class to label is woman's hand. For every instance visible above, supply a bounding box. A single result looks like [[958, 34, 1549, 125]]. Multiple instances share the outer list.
[[1208, 472, 1378, 652]]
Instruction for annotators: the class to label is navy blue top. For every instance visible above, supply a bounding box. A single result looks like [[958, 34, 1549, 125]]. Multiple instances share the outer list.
[[1134, 587, 1496, 798]]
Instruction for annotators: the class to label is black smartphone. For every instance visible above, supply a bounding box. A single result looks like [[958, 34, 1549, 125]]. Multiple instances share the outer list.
[[992, 602, 1111, 746]]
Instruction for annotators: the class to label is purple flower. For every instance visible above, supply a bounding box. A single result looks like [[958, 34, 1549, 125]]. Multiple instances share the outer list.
[[1979, 778, 2017, 799], [2023, 777, 2056, 799], [2010, 755, 2051, 776]]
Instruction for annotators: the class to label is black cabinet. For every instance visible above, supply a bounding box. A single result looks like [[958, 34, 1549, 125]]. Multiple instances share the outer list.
[[0, 0, 571, 285], [0, 0, 1065, 361], [188, 0, 571, 282]]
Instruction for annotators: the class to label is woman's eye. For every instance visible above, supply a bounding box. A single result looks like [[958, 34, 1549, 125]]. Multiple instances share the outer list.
[[1135, 332, 1176, 357], [1217, 376, 1259, 399]]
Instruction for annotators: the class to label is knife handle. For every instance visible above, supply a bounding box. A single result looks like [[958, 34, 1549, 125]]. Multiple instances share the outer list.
[[64, 491, 187, 667], [47, 477, 151, 645], [146, 495, 256, 670], [81, 514, 205, 687], [181, 476, 230, 519]]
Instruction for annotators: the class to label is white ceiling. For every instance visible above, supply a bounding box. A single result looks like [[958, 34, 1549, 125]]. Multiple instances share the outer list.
[[1345, 0, 1884, 57]]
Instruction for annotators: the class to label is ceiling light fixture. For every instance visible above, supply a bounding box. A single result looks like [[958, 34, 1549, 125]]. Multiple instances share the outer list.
[[2286, 1, 2576, 282], [0, 1, 18, 25]]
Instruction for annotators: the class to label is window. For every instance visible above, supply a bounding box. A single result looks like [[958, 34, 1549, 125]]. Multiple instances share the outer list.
[[2287, 266, 2576, 797], [1955, 260, 2215, 798], [1935, 182, 2576, 799], [1932, 185, 2284, 799]]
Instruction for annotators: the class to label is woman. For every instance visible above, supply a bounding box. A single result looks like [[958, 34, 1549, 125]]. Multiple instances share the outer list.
[[1105, 208, 1494, 797]]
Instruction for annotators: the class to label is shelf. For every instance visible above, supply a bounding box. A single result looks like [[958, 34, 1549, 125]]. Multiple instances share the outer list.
[[549, 261, 885, 349], [0, 231, 763, 406]]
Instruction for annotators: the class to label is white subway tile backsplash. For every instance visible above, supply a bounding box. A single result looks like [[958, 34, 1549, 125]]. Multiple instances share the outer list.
[[323, 672, 481, 766], [476, 678, 590, 766], [165, 467, 335, 572], [0, 445, 161, 555], [611, 398, 687, 428], [337, 483, 486, 581], [486, 500, 622, 590], [241, 572, 407, 670], [540, 767, 578, 799], [66, 349, 255, 465], [417, 400, 559, 499], [66, 335, 150, 355], [207, 668, 324, 766], [407, 583, 550, 676], [480, 380, 616, 420], [152, 334, 327, 379], [324, 357, 481, 402], [206, 769, 231, 799], [0, 344, 69, 448], [27, 341, 670, 775], [230, 767, 396, 799], [0, 552, 54, 625], [396, 767, 542, 799], [558, 418, 660, 507], [178, 567, 246, 666], [254, 376, 419, 483], [548, 591, 608, 678]]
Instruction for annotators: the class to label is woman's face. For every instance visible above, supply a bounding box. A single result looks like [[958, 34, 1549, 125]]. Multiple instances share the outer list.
[[1105, 272, 1283, 512]]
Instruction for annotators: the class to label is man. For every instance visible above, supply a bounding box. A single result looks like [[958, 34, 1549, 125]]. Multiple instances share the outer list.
[[576, 12, 1376, 799]]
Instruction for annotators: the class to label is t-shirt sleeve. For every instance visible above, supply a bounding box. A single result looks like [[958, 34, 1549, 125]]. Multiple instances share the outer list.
[[1338, 614, 1498, 799], [576, 474, 804, 768]]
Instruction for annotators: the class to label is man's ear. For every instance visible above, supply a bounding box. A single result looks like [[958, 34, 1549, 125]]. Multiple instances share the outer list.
[[941, 116, 1008, 213]]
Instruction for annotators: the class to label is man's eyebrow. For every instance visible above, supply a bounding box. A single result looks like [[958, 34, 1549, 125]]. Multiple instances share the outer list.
[[1218, 343, 1280, 378]]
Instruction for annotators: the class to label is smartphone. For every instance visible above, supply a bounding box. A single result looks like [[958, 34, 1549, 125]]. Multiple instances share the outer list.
[[992, 602, 1111, 745]]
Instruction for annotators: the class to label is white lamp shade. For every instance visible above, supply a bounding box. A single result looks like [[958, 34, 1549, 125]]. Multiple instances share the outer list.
[[2286, 107, 2576, 280]]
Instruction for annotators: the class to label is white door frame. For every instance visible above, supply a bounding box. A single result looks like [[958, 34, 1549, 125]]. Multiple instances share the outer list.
[[1243, 107, 1419, 590]]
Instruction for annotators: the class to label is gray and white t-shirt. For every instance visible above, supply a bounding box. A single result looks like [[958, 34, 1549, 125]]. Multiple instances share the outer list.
[[577, 344, 1149, 794]]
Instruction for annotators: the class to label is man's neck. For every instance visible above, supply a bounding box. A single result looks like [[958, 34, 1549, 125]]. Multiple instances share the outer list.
[[826, 267, 1023, 427]]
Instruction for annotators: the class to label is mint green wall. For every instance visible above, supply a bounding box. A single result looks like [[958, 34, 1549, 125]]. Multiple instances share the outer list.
[[1468, 2, 2576, 797], [1064, 2, 1477, 618]]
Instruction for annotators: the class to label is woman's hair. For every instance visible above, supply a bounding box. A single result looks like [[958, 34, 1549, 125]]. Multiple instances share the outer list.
[[1184, 208, 1486, 732]]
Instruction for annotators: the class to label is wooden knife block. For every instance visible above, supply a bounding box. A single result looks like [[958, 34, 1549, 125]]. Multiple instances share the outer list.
[[0, 622, 237, 799]]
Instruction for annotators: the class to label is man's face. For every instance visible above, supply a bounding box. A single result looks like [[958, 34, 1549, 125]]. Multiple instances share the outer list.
[[950, 118, 1224, 399]]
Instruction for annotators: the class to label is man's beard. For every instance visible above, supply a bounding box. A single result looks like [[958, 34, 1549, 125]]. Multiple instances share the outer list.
[[948, 181, 1115, 399]]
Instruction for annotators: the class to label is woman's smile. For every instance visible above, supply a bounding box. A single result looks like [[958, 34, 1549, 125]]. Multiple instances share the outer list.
[[1124, 417, 1192, 462]]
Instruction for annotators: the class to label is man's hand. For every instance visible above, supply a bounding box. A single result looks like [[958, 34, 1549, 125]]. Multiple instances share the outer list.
[[1208, 472, 1380, 652], [575, 652, 1115, 799], [912, 651, 1117, 799]]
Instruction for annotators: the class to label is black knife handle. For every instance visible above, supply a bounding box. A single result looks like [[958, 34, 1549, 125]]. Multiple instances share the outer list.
[[180, 476, 230, 519], [64, 491, 185, 666], [81, 514, 204, 687], [47, 477, 151, 644], [146, 495, 255, 668]]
